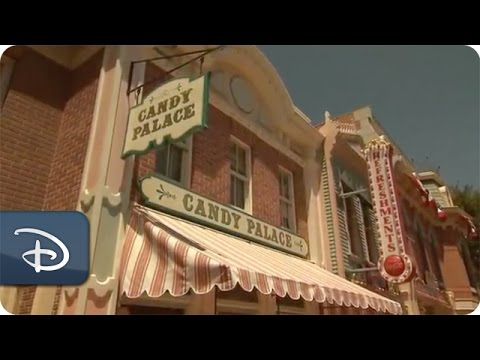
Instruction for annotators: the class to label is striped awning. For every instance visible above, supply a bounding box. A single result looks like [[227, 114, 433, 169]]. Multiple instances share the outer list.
[[120, 205, 403, 315]]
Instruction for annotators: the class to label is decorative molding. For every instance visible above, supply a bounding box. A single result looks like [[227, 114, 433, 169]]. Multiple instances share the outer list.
[[79, 185, 123, 211], [102, 186, 122, 208], [142, 45, 320, 166], [64, 288, 80, 305], [79, 189, 95, 211], [209, 91, 306, 166], [86, 288, 113, 309], [65, 275, 117, 302]]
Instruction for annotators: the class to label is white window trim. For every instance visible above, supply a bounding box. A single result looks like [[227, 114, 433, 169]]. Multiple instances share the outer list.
[[278, 166, 297, 233], [1, 55, 15, 109], [156, 137, 193, 188], [229, 136, 252, 214], [184, 136, 193, 188]]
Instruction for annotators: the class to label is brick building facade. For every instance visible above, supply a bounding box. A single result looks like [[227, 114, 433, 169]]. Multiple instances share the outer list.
[[1, 46, 103, 314], [2, 45, 472, 316], [318, 106, 478, 314]]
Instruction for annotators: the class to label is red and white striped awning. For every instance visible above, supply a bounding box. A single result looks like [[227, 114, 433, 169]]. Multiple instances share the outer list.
[[120, 205, 403, 315]]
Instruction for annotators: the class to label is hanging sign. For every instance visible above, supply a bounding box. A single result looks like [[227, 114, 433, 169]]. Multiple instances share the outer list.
[[122, 73, 210, 159], [139, 174, 309, 257], [364, 136, 413, 284]]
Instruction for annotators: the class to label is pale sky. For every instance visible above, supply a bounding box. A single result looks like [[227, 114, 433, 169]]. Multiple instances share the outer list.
[[258, 45, 479, 188]]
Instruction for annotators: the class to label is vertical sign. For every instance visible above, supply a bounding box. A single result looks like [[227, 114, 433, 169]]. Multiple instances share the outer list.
[[364, 136, 413, 283]]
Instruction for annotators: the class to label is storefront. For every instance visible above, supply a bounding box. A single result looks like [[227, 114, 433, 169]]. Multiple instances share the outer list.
[[318, 105, 477, 315], [316, 115, 404, 311], [112, 45, 401, 315], [1, 45, 403, 315], [115, 202, 401, 315]]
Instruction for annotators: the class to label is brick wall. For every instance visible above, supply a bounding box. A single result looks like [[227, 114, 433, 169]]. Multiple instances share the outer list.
[[0, 47, 103, 314], [1, 47, 68, 211], [16, 285, 37, 315], [1, 48, 69, 315], [131, 64, 308, 241], [44, 50, 103, 210]]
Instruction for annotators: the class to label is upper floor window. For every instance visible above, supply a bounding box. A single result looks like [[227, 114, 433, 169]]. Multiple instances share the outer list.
[[342, 182, 364, 259], [229, 137, 251, 212], [361, 198, 380, 264], [156, 138, 192, 186], [340, 181, 381, 265], [279, 168, 296, 232], [414, 225, 430, 282]]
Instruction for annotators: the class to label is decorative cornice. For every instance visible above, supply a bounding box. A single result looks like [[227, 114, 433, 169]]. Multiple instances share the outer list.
[[364, 135, 391, 150], [79, 185, 122, 211]]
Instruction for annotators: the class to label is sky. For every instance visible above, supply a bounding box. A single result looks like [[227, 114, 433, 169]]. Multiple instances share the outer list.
[[257, 45, 479, 188]]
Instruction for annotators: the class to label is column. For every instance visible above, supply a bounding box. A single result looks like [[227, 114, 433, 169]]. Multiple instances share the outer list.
[[55, 45, 145, 315], [303, 148, 329, 269]]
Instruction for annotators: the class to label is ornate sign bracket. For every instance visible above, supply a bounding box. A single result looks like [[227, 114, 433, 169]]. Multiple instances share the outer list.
[[126, 46, 226, 101]]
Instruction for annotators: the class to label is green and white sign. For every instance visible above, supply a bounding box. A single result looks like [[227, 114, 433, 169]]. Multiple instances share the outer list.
[[139, 174, 309, 257], [122, 73, 210, 159]]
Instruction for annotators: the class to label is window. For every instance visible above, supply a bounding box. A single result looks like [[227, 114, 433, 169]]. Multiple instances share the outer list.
[[342, 182, 363, 258], [361, 199, 379, 263], [279, 168, 296, 232], [156, 138, 192, 186], [427, 236, 444, 288], [414, 226, 430, 282], [1, 55, 15, 108], [229, 138, 251, 211]]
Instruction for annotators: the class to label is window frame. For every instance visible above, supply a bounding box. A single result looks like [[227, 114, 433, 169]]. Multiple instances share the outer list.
[[341, 182, 364, 259], [229, 136, 252, 214], [360, 198, 379, 264], [278, 166, 297, 233], [1, 55, 15, 109], [155, 137, 193, 188]]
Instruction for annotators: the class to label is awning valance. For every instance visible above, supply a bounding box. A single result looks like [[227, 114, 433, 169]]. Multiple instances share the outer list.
[[120, 205, 403, 315]]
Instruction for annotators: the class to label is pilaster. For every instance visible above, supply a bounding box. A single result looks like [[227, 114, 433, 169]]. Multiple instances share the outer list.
[[56, 45, 146, 315]]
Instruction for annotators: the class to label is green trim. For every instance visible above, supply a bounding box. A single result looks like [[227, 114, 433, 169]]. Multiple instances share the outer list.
[[321, 157, 339, 273], [137, 172, 309, 259], [121, 72, 211, 160]]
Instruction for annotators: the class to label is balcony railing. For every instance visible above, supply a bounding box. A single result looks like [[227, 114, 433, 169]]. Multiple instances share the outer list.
[[335, 121, 358, 135], [346, 258, 389, 293]]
